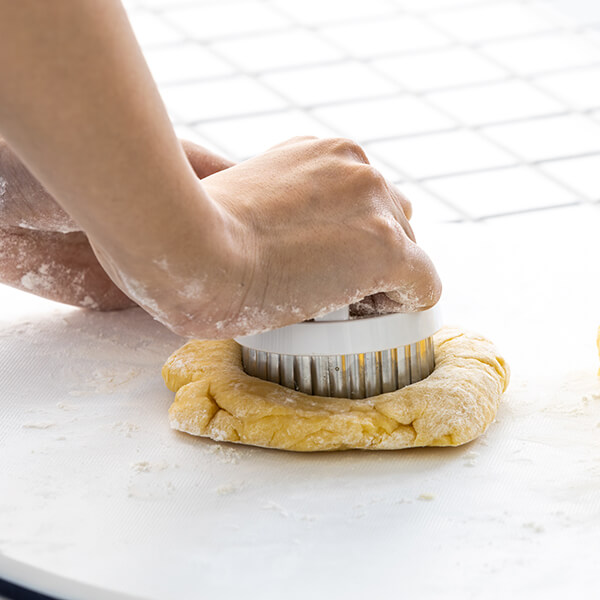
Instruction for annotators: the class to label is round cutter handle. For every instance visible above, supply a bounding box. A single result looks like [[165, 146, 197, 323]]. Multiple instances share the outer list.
[[236, 304, 443, 356]]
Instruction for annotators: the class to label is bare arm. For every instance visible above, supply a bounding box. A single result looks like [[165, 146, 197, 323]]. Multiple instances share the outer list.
[[0, 1, 441, 338], [0, 135, 233, 310], [0, 1, 225, 258]]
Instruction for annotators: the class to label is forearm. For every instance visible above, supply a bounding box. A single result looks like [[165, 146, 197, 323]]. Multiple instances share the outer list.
[[0, 136, 233, 231], [0, 227, 135, 310], [0, 136, 80, 231], [0, 1, 218, 262]]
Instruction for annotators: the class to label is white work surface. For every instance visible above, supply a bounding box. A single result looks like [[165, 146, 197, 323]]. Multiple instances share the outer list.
[[1, 207, 599, 599], [3, 0, 600, 596]]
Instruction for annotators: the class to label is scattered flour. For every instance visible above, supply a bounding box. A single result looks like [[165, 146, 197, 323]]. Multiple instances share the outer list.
[[17, 221, 39, 230], [262, 501, 316, 521], [263, 501, 290, 517], [463, 450, 480, 468], [523, 522, 545, 534], [69, 368, 142, 396], [384, 283, 422, 312], [582, 392, 600, 404], [0, 176, 7, 197], [205, 443, 241, 464], [22, 421, 55, 429], [79, 295, 100, 310], [20, 264, 55, 292], [115, 275, 170, 324], [127, 480, 176, 500], [216, 483, 240, 496], [153, 257, 169, 271], [130, 460, 170, 473], [113, 421, 142, 437]]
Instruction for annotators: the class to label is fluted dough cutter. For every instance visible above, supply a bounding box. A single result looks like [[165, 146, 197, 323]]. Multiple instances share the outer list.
[[235, 304, 442, 399]]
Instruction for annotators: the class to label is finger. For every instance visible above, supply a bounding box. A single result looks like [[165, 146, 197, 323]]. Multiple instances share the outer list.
[[391, 205, 416, 243], [384, 241, 442, 312], [388, 183, 413, 221], [180, 140, 235, 178], [265, 136, 319, 153], [320, 137, 370, 164], [381, 194, 415, 243]]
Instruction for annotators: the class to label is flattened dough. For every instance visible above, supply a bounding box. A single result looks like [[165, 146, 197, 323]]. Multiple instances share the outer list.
[[162, 327, 509, 452]]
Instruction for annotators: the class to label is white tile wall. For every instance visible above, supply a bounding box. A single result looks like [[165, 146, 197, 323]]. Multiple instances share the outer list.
[[198, 110, 336, 159], [125, 0, 600, 223], [483, 114, 600, 161], [374, 46, 507, 91], [212, 30, 344, 72], [426, 80, 564, 126], [425, 166, 578, 218], [312, 96, 454, 141], [161, 76, 288, 122], [395, 182, 464, 225], [535, 66, 600, 110], [480, 32, 600, 75], [540, 155, 600, 200], [429, 3, 557, 43], [144, 42, 234, 84], [368, 130, 515, 179], [164, 2, 291, 41], [545, 0, 600, 25], [260, 62, 397, 106], [268, 0, 395, 26], [395, 0, 497, 12], [172, 125, 226, 157], [319, 16, 450, 58], [128, 10, 183, 46]]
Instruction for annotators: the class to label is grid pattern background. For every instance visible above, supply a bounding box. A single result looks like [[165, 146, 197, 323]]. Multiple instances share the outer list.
[[123, 0, 600, 226]]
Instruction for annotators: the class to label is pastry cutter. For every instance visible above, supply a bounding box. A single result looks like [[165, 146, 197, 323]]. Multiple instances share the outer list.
[[235, 303, 442, 399]]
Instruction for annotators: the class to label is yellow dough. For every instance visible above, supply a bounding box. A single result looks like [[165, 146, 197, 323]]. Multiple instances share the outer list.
[[597, 326, 600, 375], [162, 327, 509, 452]]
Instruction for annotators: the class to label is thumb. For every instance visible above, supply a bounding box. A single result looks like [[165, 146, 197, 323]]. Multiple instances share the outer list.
[[181, 139, 235, 179]]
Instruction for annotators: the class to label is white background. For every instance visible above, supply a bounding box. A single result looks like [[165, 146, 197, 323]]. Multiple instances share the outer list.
[[1, 0, 600, 598]]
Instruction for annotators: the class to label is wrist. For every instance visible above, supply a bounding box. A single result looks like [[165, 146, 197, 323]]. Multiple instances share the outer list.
[[90, 183, 255, 338]]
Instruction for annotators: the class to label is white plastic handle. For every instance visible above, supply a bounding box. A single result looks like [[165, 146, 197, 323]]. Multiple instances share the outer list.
[[236, 304, 443, 356], [314, 306, 350, 322]]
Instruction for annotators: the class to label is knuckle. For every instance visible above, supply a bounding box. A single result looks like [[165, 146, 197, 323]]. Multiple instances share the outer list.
[[351, 163, 388, 192], [364, 163, 386, 184], [288, 135, 319, 144], [401, 193, 413, 213], [323, 136, 366, 158], [372, 214, 403, 246]]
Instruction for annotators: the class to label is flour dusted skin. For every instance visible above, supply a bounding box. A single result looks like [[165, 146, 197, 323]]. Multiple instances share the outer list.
[[162, 327, 510, 452]]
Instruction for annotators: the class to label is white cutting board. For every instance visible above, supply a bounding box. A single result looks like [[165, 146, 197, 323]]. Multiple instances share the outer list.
[[1, 206, 600, 599]]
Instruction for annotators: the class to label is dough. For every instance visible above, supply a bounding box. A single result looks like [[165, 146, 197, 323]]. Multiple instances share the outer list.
[[597, 326, 600, 375], [162, 327, 509, 452]]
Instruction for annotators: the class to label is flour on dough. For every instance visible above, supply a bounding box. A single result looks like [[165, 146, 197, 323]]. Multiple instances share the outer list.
[[162, 327, 509, 452], [597, 326, 600, 375]]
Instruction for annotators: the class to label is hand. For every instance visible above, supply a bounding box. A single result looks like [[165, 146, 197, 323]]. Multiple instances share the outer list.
[[0, 139, 233, 310], [112, 137, 441, 338]]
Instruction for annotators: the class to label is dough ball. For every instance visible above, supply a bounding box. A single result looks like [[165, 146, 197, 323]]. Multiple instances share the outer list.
[[162, 327, 509, 452]]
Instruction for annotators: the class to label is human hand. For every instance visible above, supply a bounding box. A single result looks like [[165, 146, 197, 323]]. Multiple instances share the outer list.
[[112, 137, 441, 338], [205, 136, 441, 333]]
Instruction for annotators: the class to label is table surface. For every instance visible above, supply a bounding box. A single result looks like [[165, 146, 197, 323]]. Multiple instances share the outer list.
[[2, 0, 600, 597], [1, 208, 599, 600]]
